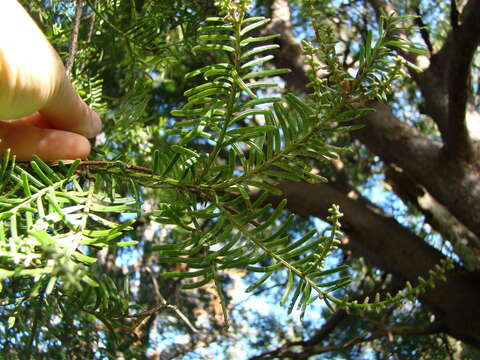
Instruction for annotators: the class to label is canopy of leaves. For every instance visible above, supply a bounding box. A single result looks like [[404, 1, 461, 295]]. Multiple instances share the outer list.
[[1, 0, 479, 359]]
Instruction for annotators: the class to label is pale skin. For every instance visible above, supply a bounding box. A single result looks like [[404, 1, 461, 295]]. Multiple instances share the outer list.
[[0, 0, 102, 161]]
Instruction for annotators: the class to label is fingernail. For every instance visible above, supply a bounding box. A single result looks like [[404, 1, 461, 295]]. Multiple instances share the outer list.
[[88, 110, 102, 138]]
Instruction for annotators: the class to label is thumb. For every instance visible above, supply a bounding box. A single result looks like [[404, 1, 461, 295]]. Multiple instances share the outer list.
[[40, 76, 102, 138], [0, 114, 91, 161]]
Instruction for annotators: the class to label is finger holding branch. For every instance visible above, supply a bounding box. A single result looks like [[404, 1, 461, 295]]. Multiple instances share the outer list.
[[0, 0, 101, 161]]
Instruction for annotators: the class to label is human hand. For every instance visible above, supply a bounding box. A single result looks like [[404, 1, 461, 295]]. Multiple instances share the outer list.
[[0, 0, 102, 161]]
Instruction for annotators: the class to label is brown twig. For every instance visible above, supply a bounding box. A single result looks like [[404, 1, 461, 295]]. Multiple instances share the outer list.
[[17, 159, 155, 175], [86, 0, 97, 43], [66, 0, 85, 77], [77, 160, 154, 174], [251, 320, 445, 359], [122, 267, 200, 334], [414, 6, 433, 53]]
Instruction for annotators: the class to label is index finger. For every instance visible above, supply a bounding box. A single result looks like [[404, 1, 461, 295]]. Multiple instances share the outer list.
[[40, 76, 102, 138], [0, 0, 101, 138]]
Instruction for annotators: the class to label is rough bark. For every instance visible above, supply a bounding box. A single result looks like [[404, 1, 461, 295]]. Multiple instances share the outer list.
[[443, 0, 480, 161], [266, 0, 480, 252], [355, 103, 480, 239], [263, 0, 308, 92], [385, 165, 480, 270], [368, 0, 480, 162]]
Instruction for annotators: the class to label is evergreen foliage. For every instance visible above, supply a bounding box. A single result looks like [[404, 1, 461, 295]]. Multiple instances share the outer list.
[[0, 0, 462, 358]]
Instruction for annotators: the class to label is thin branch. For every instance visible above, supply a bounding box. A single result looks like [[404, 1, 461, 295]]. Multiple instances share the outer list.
[[251, 280, 403, 360], [86, 0, 97, 43], [251, 332, 371, 360], [25, 298, 42, 360], [16, 160, 155, 175], [303, 282, 402, 347], [84, 0, 165, 56], [365, 0, 455, 144], [251, 320, 445, 359], [66, 0, 85, 77], [450, 0, 459, 28], [367, 0, 421, 66], [301, 309, 347, 346], [414, 6, 433, 53], [145, 266, 200, 333], [77, 160, 154, 174]]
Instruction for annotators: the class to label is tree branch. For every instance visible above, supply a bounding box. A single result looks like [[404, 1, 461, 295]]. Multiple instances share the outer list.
[[365, 0, 451, 140], [261, 0, 480, 240], [354, 102, 480, 240], [263, 0, 309, 92], [443, 0, 480, 161], [86, 0, 97, 43], [251, 318, 445, 359], [259, 0, 480, 240], [450, 0, 460, 28], [385, 165, 480, 271], [367, 0, 480, 162], [367, 0, 426, 67], [66, 0, 84, 77], [295, 279, 403, 349], [414, 6, 433, 53]]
